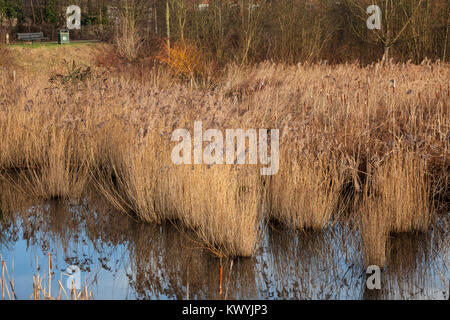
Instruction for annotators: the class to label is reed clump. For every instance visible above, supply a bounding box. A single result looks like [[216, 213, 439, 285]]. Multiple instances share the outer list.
[[359, 148, 435, 267], [267, 150, 344, 230], [171, 165, 263, 257], [375, 150, 433, 233], [92, 125, 263, 256], [359, 178, 390, 268]]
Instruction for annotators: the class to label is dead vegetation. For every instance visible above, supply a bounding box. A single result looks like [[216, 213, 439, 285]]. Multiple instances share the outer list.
[[0, 45, 448, 266]]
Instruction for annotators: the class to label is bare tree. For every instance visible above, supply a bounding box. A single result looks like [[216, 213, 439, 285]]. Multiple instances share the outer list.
[[343, 0, 426, 62], [112, 0, 151, 60]]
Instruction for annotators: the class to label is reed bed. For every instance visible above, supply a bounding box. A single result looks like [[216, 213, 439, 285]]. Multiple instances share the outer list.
[[0, 45, 448, 263]]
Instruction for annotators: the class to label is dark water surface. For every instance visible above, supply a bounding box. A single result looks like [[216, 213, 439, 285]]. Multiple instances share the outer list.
[[0, 188, 448, 300]]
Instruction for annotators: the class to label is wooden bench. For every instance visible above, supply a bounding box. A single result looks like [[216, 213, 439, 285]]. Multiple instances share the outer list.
[[17, 32, 47, 43]]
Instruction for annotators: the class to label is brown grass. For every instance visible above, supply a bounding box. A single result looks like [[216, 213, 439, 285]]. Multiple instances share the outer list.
[[0, 44, 448, 261], [267, 151, 344, 230], [359, 148, 435, 267]]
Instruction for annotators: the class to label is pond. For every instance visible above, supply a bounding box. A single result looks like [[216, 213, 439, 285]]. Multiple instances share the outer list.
[[0, 186, 448, 300]]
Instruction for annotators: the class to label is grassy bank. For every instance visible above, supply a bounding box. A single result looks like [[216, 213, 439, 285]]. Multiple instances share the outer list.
[[0, 44, 448, 266]]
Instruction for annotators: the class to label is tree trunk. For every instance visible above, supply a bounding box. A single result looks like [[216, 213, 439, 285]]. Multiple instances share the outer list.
[[382, 46, 390, 64], [31, 0, 36, 25]]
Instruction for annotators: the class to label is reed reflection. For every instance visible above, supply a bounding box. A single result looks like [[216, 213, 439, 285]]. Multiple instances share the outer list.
[[0, 172, 448, 300]]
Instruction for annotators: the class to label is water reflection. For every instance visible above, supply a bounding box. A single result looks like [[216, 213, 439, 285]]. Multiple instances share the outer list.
[[0, 174, 448, 300]]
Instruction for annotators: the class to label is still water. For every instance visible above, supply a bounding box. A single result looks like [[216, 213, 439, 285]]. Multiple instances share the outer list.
[[0, 187, 448, 300]]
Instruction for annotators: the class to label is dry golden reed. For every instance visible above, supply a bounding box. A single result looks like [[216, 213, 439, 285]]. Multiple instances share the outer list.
[[359, 148, 435, 267], [0, 45, 448, 260], [267, 150, 344, 230]]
